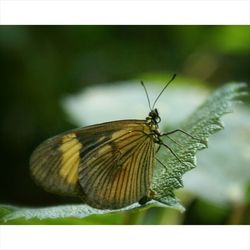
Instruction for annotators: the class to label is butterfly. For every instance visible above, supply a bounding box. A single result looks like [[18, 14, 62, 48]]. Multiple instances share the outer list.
[[30, 74, 195, 209]]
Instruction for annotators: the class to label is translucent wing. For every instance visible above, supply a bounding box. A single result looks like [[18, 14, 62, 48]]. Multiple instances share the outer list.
[[30, 132, 83, 196], [30, 120, 154, 206], [78, 124, 155, 209]]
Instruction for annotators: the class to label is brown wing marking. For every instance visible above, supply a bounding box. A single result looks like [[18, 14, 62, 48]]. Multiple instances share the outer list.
[[78, 131, 145, 192], [30, 133, 82, 196]]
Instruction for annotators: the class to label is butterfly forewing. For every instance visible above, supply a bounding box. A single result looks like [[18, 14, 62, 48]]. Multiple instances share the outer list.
[[30, 120, 155, 209]]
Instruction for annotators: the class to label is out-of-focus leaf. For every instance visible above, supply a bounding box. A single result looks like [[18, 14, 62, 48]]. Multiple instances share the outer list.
[[183, 106, 250, 204]]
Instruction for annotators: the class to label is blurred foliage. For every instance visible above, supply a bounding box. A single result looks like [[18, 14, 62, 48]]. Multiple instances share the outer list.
[[0, 26, 249, 225]]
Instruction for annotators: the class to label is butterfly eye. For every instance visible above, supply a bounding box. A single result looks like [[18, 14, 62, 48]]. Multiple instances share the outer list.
[[155, 116, 161, 123], [150, 109, 161, 123]]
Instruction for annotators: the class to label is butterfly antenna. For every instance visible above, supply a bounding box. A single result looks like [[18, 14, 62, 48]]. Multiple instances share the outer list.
[[152, 74, 176, 109], [140, 80, 152, 111]]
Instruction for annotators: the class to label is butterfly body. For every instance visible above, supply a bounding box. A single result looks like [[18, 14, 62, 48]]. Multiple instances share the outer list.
[[30, 109, 162, 209]]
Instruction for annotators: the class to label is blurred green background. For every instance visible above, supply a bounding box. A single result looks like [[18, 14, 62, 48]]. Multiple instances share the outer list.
[[0, 26, 249, 225]]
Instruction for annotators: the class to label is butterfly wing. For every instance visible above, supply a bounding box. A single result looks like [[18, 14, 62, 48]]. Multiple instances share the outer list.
[[30, 120, 155, 208], [30, 130, 83, 196], [78, 122, 155, 209]]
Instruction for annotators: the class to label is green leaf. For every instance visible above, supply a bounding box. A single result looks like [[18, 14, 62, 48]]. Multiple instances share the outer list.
[[152, 83, 247, 206], [0, 82, 247, 223], [0, 201, 175, 224]]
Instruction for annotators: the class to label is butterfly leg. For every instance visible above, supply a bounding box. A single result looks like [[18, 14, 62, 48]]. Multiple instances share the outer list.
[[156, 157, 168, 171], [159, 141, 189, 167], [161, 134, 182, 146], [161, 129, 198, 141], [156, 144, 161, 153]]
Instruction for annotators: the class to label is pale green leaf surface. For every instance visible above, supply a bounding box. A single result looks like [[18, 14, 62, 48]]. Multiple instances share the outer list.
[[152, 83, 247, 206], [1, 82, 247, 222], [1, 201, 174, 223], [184, 105, 250, 204]]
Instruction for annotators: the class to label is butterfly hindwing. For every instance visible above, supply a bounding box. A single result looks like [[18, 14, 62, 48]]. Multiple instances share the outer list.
[[78, 125, 155, 209]]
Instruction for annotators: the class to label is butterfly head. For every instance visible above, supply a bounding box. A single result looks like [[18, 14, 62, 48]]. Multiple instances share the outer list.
[[141, 74, 176, 126], [148, 108, 161, 124]]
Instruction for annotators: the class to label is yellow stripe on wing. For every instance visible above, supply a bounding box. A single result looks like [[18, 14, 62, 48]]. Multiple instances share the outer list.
[[59, 133, 82, 185]]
